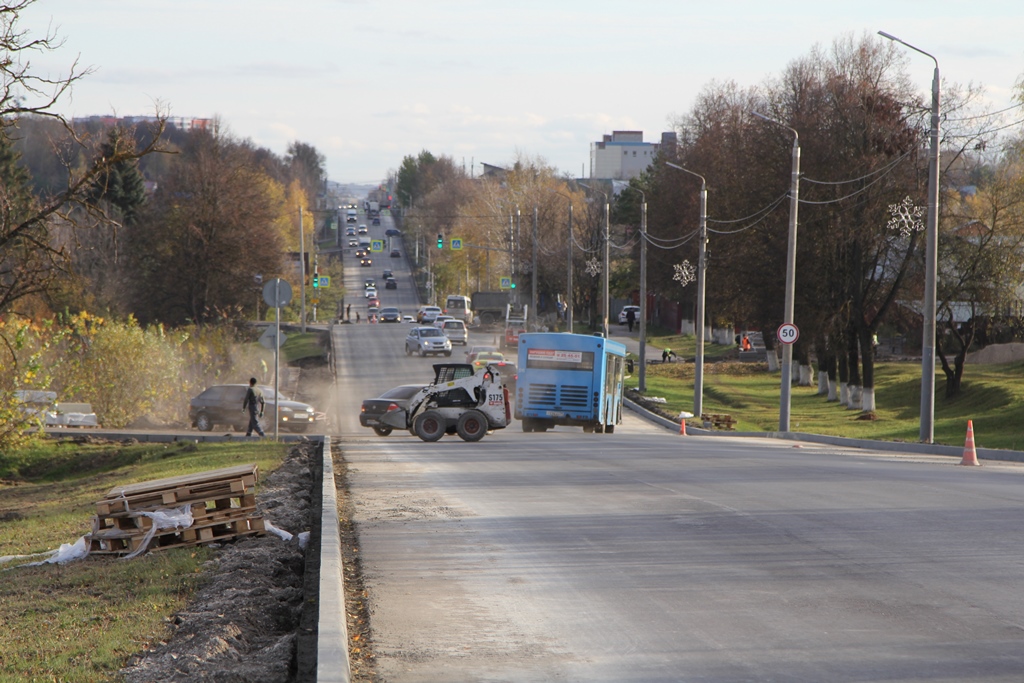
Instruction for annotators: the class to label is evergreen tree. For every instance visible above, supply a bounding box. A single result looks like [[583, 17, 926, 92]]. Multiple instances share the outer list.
[[87, 127, 147, 225]]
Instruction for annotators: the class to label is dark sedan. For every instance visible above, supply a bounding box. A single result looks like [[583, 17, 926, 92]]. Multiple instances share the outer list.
[[360, 384, 426, 436], [380, 307, 401, 322]]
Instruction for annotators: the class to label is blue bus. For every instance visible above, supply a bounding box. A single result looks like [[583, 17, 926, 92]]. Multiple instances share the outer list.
[[515, 332, 628, 433]]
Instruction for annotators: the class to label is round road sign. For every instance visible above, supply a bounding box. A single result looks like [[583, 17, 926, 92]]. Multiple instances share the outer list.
[[777, 322, 799, 345], [262, 278, 293, 308]]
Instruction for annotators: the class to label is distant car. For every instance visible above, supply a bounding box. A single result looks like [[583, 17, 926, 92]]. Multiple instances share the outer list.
[[405, 326, 453, 357], [360, 257, 372, 266], [440, 318, 468, 345], [381, 269, 393, 279], [355, 249, 367, 258], [364, 287, 377, 298], [416, 306, 442, 323], [432, 315, 456, 328], [402, 315, 415, 323], [379, 307, 401, 323], [367, 297, 380, 308], [482, 359, 518, 393], [358, 224, 368, 234], [348, 238, 359, 247], [372, 217, 381, 226], [346, 227, 356, 236], [364, 278, 376, 288], [385, 278, 397, 290], [360, 384, 427, 436], [188, 384, 320, 433], [618, 305, 641, 325], [386, 228, 401, 237], [466, 345, 499, 364], [390, 249, 401, 258], [471, 351, 505, 370]]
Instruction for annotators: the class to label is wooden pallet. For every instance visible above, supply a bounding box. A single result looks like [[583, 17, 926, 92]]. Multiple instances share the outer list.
[[88, 464, 266, 556]]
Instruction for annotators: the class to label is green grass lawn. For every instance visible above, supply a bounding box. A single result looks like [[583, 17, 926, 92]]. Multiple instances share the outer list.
[[629, 339, 1024, 452], [0, 440, 288, 681]]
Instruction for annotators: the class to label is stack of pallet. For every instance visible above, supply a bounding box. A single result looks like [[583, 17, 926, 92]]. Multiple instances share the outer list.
[[89, 464, 266, 556]]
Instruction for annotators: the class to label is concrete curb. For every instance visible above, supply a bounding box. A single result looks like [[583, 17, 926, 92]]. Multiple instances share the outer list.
[[622, 396, 1024, 464], [317, 435, 351, 682]]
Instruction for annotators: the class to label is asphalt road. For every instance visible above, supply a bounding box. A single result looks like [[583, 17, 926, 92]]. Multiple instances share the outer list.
[[332, 217, 1024, 682]]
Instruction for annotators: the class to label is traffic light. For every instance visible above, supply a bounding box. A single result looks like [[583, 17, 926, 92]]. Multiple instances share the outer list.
[[510, 281, 516, 289], [436, 233, 444, 249], [312, 271, 319, 289]]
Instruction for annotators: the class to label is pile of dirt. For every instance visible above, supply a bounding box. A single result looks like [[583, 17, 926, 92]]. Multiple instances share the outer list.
[[120, 443, 316, 683], [966, 342, 1024, 364]]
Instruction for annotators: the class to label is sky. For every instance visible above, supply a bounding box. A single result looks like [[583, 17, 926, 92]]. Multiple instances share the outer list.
[[20, 0, 1024, 186]]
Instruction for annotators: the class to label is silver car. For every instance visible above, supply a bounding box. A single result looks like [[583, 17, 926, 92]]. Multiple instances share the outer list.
[[405, 326, 453, 357], [440, 319, 468, 345]]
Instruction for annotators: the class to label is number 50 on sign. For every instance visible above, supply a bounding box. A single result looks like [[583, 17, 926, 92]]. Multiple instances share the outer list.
[[777, 323, 799, 345]]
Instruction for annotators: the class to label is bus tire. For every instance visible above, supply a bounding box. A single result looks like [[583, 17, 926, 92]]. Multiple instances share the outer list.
[[456, 410, 488, 442], [414, 411, 446, 442], [521, 418, 534, 432], [604, 424, 614, 434], [583, 424, 594, 433]]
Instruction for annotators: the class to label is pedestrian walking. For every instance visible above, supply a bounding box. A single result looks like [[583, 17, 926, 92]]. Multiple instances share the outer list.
[[346, 303, 351, 321], [242, 377, 265, 437], [626, 307, 636, 333], [742, 335, 752, 351]]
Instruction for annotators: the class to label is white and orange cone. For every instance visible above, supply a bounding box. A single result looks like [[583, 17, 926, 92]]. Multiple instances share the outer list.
[[959, 419, 981, 466], [679, 418, 687, 436]]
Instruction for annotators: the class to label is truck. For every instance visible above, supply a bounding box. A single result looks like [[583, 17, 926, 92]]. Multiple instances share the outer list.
[[503, 303, 528, 350], [470, 291, 511, 326], [379, 363, 511, 442], [368, 200, 380, 216]]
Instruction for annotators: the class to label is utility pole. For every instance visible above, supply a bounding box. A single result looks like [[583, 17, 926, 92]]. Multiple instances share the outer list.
[[299, 206, 306, 333], [532, 205, 538, 330]]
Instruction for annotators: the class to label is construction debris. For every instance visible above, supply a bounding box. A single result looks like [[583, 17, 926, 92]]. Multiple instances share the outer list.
[[90, 464, 266, 556]]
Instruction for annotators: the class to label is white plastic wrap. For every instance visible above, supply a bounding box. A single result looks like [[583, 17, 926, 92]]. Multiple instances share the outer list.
[[122, 505, 195, 560]]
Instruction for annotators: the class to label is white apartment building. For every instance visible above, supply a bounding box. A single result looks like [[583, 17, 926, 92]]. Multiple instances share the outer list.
[[589, 130, 676, 180]]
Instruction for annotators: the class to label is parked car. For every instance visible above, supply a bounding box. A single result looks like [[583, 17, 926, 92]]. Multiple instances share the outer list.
[[360, 384, 427, 436], [440, 318, 468, 345], [379, 306, 401, 323], [390, 249, 401, 258], [416, 306, 442, 323], [618, 305, 641, 325], [188, 384, 320, 433], [385, 277, 397, 290], [405, 326, 453, 357]]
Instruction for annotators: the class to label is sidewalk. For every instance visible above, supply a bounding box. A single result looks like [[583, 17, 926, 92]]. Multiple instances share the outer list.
[[605, 324, 674, 364]]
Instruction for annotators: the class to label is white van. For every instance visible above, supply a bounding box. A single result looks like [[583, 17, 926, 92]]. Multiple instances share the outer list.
[[346, 208, 358, 223], [445, 295, 472, 322]]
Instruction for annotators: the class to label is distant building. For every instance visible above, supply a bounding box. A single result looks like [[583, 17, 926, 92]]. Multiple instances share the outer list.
[[590, 130, 677, 180]]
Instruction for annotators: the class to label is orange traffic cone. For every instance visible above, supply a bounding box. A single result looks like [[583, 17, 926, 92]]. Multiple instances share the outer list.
[[679, 418, 687, 436], [959, 419, 980, 466]]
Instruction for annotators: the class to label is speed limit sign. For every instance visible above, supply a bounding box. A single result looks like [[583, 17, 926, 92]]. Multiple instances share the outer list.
[[777, 323, 800, 345]]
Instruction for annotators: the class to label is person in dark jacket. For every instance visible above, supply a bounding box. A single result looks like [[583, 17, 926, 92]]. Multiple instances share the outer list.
[[242, 377, 265, 437], [626, 307, 636, 333]]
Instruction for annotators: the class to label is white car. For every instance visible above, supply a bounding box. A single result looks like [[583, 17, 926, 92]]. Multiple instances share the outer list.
[[432, 315, 456, 328], [416, 306, 442, 324], [440, 319, 468, 345], [402, 315, 415, 323], [618, 305, 640, 325], [364, 287, 378, 298], [405, 326, 453, 357]]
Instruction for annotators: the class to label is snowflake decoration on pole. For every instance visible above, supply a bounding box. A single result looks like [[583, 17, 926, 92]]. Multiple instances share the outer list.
[[585, 257, 602, 277], [673, 260, 696, 288], [887, 196, 924, 238]]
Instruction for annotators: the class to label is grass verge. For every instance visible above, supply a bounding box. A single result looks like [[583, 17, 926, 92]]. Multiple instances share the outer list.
[[628, 349, 1024, 452], [0, 439, 288, 681]]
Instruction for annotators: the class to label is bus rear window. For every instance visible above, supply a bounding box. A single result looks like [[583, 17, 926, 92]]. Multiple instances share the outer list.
[[525, 349, 594, 371]]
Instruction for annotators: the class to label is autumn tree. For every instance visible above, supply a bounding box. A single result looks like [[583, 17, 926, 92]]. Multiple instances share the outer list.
[[126, 128, 284, 326]]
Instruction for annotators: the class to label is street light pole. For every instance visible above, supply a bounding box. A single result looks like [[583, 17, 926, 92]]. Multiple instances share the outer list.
[[879, 30, 940, 444], [567, 201, 573, 332], [621, 186, 648, 390], [532, 205, 538, 330], [753, 111, 800, 433], [299, 206, 306, 333], [580, 182, 611, 338], [666, 162, 708, 418]]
